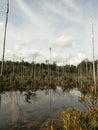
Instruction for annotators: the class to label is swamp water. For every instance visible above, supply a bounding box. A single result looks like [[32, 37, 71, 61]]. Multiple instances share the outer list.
[[0, 87, 85, 130]]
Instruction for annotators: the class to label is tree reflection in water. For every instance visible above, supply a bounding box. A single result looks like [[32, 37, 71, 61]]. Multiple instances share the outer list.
[[9, 92, 20, 124], [0, 93, 1, 109], [24, 90, 36, 103], [0, 87, 84, 130]]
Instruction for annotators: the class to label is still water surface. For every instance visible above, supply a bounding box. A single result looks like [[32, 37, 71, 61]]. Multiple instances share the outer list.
[[0, 87, 85, 130]]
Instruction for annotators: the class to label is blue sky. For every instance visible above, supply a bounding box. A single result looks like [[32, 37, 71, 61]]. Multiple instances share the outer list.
[[0, 0, 98, 65]]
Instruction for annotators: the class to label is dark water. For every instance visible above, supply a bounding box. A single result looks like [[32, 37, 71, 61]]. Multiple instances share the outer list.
[[0, 87, 85, 130]]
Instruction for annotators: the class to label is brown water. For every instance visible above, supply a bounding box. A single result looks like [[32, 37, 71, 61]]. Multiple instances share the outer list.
[[0, 87, 84, 130]]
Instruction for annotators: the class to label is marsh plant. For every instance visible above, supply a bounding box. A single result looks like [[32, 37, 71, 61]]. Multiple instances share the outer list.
[[62, 86, 98, 130], [41, 86, 98, 130]]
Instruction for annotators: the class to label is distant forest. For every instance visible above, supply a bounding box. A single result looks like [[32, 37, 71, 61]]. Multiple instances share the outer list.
[[0, 59, 98, 91]]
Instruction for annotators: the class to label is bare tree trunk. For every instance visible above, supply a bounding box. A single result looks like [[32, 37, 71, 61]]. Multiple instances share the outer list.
[[86, 60, 88, 77], [49, 48, 52, 127], [1, 0, 9, 76], [97, 60, 98, 77], [91, 17, 96, 94], [0, 0, 9, 92]]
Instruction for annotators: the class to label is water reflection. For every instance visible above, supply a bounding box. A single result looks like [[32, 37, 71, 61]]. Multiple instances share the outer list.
[[24, 91, 36, 104], [0, 87, 84, 129], [0, 93, 1, 108], [9, 92, 20, 123]]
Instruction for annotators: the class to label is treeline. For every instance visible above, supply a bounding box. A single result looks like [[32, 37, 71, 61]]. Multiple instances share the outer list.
[[77, 59, 98, 77], [0, 60, 77, 76], [0, 59, 98, 91]]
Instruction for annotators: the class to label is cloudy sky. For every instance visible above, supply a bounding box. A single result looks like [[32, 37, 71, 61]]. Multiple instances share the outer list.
[[0, 0, 98, 65]]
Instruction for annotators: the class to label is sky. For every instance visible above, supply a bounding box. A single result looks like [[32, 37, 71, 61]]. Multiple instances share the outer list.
[[0, 0, 98, 65]]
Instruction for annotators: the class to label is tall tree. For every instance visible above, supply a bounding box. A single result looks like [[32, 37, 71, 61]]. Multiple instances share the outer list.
[[91, 17, 96, 94], [1, 0, 9, 76]]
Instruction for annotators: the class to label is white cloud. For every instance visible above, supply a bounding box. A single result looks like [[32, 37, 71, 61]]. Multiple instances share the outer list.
[[0, 22, 5, 58], [0, 21, 4, 29], [2, 48, 90, 66], [43, 0, 82, 24], [16, 0, 39, 25], [50, 35, 74, 48], [4, 49, 43, 62], [68, 53, 87, 65], [16, 0, 52, 31], [1, 0, 98, 66], [63, 0, 80, 13]]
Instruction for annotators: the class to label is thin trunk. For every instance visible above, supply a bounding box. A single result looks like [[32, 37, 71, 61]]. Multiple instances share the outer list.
[[13, 54, 15, 75], [86, 61, 88, 77], [97, 60, 98, 77], [1, 0, 9, 76], [91, 18, 96, 94], [49, 48, 52, 127]]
